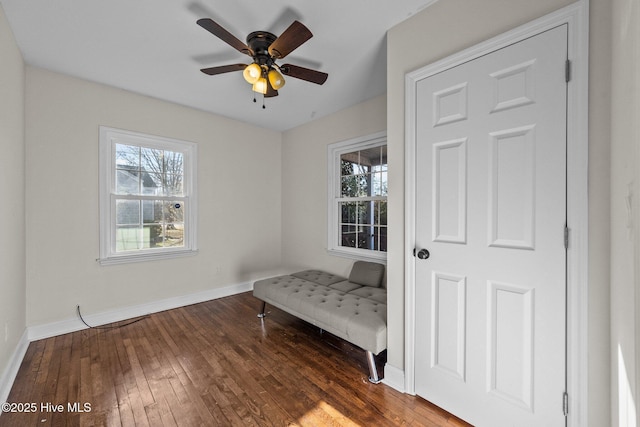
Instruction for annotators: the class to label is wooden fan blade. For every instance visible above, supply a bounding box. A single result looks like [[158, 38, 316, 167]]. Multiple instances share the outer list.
[[197, 18, 252, 56], [268, 21, 313, 59], [280, 64, 328, 85], [200, 64, 247, 75]]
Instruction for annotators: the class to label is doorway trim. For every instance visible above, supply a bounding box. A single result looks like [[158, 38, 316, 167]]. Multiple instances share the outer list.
[[403, 2, 589, 426]]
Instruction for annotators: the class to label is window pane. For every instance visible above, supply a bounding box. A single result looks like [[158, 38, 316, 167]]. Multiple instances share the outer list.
[[359, 175, 371, 196], [341, 175, 359, 197], [372, 170, 388, 196], [115, 226, 142, 251], [340, 225, 357, 248], [341, 174, 371, 197], [166, 201, 185, 223], [163, 151, 184, 175], [163, 173, 184, 196], [162, 222, 184, 248], [115, 144, 139, 168], [340, 154, 358, 175], [140, 147, 163, 174], [376, 200, 387, 225], [116, 169, 139, 194], [340, 152, 372, 197], [116, 200, 141, 251], [373, 226, 388, 251], [356, 226, 368, 249], [116, 200, 140, 225], [145, 224, 163, 248], [360, 146, 381, 168], [357, 225, 374, 249], [357, 201, 373, 225], [341, 202, 356, 224], [116, 144, 141, 195], [141, 200, 160, 223], [341, 175, 371, 197], [141, 173, 160, 195]]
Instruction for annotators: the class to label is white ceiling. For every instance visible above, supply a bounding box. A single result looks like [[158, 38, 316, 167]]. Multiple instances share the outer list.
[[0, 0, 437, 131]]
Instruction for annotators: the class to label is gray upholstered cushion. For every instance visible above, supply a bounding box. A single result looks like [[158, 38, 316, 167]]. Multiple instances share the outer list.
[[328, 280, 363, 293], [348, 286, 387, 304], [291, 270, 346, 286], [348, 261, 385, 288]]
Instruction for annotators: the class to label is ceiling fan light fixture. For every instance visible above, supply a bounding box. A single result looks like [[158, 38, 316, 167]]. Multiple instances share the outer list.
[[252, 77, 268, 94], [243, 63, 262, 84], [268, 68, 285, 90]]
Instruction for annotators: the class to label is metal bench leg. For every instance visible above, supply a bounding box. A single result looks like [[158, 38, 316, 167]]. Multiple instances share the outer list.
[[366, 351, 383, 384], [257, 301, 266, 318]]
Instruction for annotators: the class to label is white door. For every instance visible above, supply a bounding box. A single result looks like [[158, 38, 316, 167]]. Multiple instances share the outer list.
[[414, 25, 568, 426]]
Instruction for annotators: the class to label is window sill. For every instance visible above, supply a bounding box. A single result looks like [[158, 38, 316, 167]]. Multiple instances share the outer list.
[[99, 249, 198, 266], [327, 247, 387, 264]]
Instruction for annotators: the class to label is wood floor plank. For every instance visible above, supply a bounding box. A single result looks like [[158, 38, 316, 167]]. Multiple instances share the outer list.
[[1, 292, 472, 427]]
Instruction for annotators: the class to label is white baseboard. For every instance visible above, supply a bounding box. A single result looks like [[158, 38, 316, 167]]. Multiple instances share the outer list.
[[382, 363, 406, 393], [0, 329, 29, 406], [28, 280, 254, 341]]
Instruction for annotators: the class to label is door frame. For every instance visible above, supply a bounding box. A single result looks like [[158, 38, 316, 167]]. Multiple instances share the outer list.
[[403, 2, 589, 426]]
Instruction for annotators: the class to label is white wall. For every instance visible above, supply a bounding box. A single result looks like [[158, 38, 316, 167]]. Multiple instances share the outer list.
[[24, 67, 283, 327], [387, 0, 612, 425], [610, 0, 640, 425], [280, 94, 387, 277], [0, 3, 26, 399]]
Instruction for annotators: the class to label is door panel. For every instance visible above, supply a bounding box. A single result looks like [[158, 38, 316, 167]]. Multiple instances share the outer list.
[[431, 271, 467, 381], [433, 138, 467, 243], [414, 25, 568, 427]]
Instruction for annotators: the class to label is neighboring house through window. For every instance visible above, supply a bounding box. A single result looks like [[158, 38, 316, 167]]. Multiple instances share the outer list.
[[328, 132, 387, 262], [99, 127, 198, 265]]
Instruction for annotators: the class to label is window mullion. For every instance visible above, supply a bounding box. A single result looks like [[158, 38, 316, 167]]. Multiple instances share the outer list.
[[138, 198, 144, 250], [336, 196, 385, 203], [112, 194, 187, 201]]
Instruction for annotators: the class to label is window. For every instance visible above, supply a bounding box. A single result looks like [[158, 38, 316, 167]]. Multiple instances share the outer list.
[[328, 132, 387, 262], [99, 127, 197, 265]]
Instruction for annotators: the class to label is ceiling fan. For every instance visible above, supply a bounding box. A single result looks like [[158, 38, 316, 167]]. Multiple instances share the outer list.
[[197, 18, 329, 102]]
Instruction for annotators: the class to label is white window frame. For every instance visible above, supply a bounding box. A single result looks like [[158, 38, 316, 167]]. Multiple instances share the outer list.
[[99, 126, 198, 265], [327, 131, 387, 263]]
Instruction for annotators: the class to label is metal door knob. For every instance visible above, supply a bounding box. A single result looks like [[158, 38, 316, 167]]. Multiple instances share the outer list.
[[416, 248, 430, 260]]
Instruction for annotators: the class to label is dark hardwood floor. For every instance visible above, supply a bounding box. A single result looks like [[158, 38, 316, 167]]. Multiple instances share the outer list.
[[1, 292, 471, 426]]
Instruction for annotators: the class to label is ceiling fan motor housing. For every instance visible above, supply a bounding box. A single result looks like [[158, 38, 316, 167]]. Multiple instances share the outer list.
[[247, 31, 277, 68]]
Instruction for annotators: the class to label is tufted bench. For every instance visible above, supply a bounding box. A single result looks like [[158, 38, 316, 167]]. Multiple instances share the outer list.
[[253, 261, 386, 383]]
